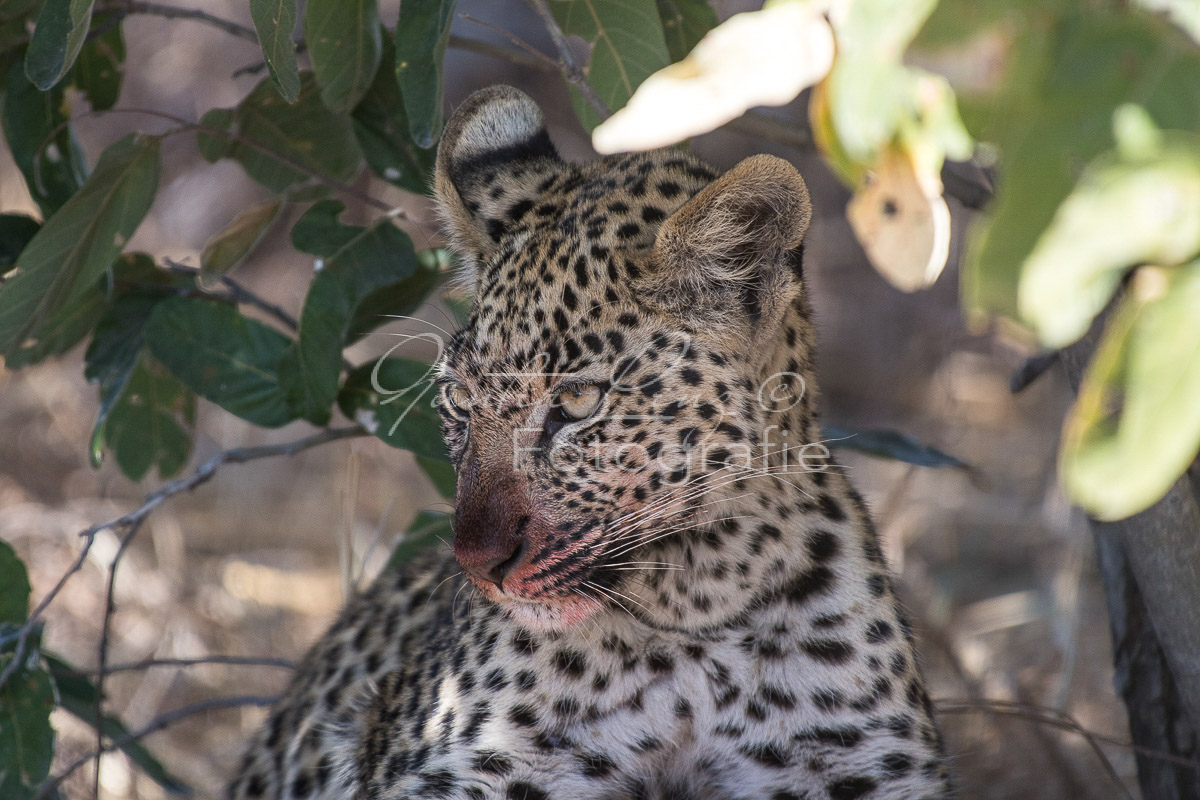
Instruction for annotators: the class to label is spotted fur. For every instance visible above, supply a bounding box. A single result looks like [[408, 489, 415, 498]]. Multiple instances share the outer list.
[[228, 86, 952, 800]]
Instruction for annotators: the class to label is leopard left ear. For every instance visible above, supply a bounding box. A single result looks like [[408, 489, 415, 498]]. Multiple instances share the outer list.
[[642, 155, 812, 331], [435, 86, 564, 279]]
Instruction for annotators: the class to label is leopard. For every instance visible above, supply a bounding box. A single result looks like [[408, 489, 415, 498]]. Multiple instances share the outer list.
[[227, 85, 952, 800]]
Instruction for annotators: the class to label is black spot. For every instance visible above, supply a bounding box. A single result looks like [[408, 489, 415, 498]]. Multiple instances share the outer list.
[[578, 751, 617, 778], [882, 752, 914, 777], [740, 742, 791, 768], [506, 781, 549, 800], [806, 530, 840, 562], [553, 649, 587, 678], [784, 566, 834, 604], [865, 620, 894, 644], [508, 703, 538, 728], [828, 776, 877, 800], [473, 750, 514, 775], [801, 638, 855, 664]]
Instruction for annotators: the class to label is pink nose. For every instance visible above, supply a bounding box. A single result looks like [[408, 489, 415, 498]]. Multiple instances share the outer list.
[[453, 463, 532, 590]]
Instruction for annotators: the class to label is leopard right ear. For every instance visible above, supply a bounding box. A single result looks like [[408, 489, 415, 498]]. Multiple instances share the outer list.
[[435, 86, 563, 278]]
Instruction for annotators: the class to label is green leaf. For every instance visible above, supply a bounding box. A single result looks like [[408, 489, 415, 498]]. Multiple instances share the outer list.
[[145, 296, 297, 428], [822, 425, 970, 471], [2, 62, 89, 216], [279, 211, 438, 424], [0, 214, 40, 271], [353, 31, 434, 193], [395, 0, 456, 147], [549, 0, 672, 130], [250, 0, 300, 103], [71, 23, 124, 110], [385, 509, 451, 571], [0, 133, 160, 360], [1063, 262, 1200, 520], [416, 454, 455, 498], [44, 654, 190, 794], [4, 280, 107, 368], [200, 196, 284, 286], [305, 0, 381, 113], [1018, 125, 1200, 347], [99, 356, 195, 481], [964, 12, 1200, 322], [195, 73, 362, 193], [337, 358, 448, 460], [290, 198, 361, 257], [24, 0, 93, 89], [0, 656, 55, 800], [655, 0, 717, 62], [0, 540, 30, 626]]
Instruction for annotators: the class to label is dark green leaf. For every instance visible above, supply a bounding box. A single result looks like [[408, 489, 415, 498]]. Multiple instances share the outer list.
[[250, 0, 300, 103], [0, 0, 44, 25], [0, 214, 40, 270], [822, 425, 970, 471], [385, 509, 451, 571], [0, 655, 55, 800], [0, 540, 30, 626], [24, 0, 93, 89], [416, 454, 454, 498], [2, 62, 89, 216], [44, 654, 190, 794], [305, 0, 380, 113], [291, 199, 362, 257], [0, 133, 160, 360], [145, 296, 297, 428], [395, 0, 456, 147], [195, 74, 362, 193], [71, 23, 124, 110], [279, 211, 438, 424], [656, 0, 717, 61], [549, 0, 672, 130], [337, 358, 448, 459], [4, 280, 106, 368], [200, 196, 284, 286], [99, 356, 195, 481], [352, 31, 434, 193]]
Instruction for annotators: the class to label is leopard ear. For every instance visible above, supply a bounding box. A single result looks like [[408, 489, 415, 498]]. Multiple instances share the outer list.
[[642, 155, 812, 332], [435, 86, 563, 278]]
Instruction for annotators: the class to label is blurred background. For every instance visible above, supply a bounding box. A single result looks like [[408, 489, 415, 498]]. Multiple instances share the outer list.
[[0, 1, 1140, 797]]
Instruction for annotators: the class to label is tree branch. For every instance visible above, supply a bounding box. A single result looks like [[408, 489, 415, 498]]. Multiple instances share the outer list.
[[96, 1, 258, 44], [37, 695, 277, 799], [524, 0, 611, 120], [96, 655, 296, 675], [160, 260, 300, 332], [0, 426, 367, 693]]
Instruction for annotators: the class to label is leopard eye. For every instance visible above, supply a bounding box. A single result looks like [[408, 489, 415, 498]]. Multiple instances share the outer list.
[[555, 385, 603, 420], [446, 385, 472, 415]]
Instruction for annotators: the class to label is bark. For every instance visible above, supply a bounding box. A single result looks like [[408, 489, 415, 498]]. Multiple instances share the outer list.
[[1059, 332, 1200, 799]]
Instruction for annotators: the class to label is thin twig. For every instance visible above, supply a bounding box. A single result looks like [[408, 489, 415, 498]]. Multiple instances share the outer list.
[[96, 1, 258, 44], [94, 655, 296, 674], [37, 695, 277, 799], [457, 14, 560, 72], [94, 525, 138, 796], [939, 697, 1200, 773], [524, 0, 611, 119], [161, 260, 300, 331], [449, 34, 556, 73], [0, 426, 367, 694]]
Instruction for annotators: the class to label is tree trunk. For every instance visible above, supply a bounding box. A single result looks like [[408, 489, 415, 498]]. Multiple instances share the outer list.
[[1059, 336, 1200, 799]]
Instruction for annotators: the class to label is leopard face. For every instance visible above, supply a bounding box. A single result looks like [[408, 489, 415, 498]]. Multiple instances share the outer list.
[[433, 87, 816, 632]]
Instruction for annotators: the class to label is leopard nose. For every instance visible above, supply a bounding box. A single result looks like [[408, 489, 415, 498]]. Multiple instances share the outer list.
[[479, 538, 528, 589]]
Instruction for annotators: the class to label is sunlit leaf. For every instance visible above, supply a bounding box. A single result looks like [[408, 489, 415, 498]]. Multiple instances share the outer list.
[[550, 0, 671, 131], [963, 13, 1200, 322], [279, 206, 438, 424], [0, 133, 160, 360], [656, 0, 717, 62], [354, 31, 434, 193], [195, 74, 362, 193], [1018, 119, 1200, 347], [337, 358, 448, 460], [305, 0, 380, 113], [593, 2, 832, 153], [395, 0, 456, 148], [24, 0, 93, 89], [71, 23, 124, 110], [250, 0, 300, 103], [1138, 0, 1200, 44], [2, 63, 89, 216], [145, 296, 297, 428], [1063, 263, 1200, 520], [0, 540, 30, 626], [200, 196, 284, 286]]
